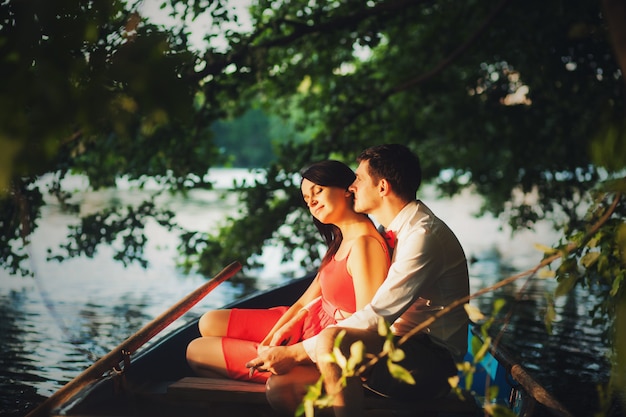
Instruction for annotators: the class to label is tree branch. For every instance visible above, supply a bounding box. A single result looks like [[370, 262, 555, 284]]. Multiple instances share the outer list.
[[388, 0, 513, 94], [345, 191, 621, 415], [327, 0, 513, 141], [602, 0, 626, 91], [395, 191, 622, 348], [192, 0, 431, 81], [352, 192, 622, 394]]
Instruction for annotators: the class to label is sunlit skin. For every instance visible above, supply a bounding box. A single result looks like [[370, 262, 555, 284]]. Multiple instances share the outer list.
[[301, 178, 350, 227], [350, 160, 408, 228], [314, 160, 413, 417], [262, 179, 391, 414], [186, 174, 389, 413]]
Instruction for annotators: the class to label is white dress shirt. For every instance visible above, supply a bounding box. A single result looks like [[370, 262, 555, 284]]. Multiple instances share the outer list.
[[302, 200, 469, 362]]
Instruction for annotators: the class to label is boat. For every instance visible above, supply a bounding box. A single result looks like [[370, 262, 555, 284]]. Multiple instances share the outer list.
[[25, 262, 573, 417]]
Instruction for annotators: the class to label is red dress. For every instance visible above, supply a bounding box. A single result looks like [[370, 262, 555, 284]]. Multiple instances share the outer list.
[[221, 242, 388, 383]]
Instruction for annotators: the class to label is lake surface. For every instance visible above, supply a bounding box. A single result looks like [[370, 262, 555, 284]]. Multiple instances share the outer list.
[[0, 169, 622, 417]]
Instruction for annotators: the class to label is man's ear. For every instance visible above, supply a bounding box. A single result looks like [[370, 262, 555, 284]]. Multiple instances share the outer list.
[[379, 178, 391, 196]]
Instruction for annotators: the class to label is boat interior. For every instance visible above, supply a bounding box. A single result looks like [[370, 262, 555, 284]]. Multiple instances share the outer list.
[[50, 275, 526, 417]]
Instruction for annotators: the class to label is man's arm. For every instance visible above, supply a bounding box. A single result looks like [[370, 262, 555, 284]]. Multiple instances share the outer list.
[[338, 227, 442, 328]]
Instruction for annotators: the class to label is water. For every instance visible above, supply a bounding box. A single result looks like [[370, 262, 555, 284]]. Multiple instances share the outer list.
[[0, 169, 621, 417]]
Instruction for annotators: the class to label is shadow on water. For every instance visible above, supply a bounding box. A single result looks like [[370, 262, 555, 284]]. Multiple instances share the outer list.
[[2, 175, 624, 417], [0, 291, 48, 417], [469, 246, 624, 417], [487, 283, 621, 416]]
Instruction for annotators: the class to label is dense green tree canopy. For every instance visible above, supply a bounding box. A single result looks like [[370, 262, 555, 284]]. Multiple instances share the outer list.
[[1, 0, 624, 291]]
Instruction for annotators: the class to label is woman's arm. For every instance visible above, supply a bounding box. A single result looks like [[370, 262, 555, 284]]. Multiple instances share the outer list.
[[347, 236, 389, 310], [259, 275, 322, 348]]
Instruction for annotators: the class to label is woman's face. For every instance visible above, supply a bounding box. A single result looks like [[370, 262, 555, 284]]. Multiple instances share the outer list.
[[301, 178, 350, 224]]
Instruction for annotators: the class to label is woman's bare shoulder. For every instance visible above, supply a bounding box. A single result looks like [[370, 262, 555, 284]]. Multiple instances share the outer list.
[[350, 234, 387, 255]]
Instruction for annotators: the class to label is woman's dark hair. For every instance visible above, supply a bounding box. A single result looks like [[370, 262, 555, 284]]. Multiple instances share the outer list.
[[300, 160, 356, 267], [357, 144, 422, 202]]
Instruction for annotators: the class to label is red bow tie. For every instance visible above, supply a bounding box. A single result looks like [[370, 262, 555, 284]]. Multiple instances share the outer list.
[[383, 230, 396, 249]]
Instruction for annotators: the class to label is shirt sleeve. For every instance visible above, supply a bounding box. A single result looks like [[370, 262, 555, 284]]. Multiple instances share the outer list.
[[302, 335, 318, 362]]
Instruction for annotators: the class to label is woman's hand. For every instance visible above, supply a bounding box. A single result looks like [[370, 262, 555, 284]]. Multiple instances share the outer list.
[[247, 343, 311, 376], [258, 310, 307, 354]]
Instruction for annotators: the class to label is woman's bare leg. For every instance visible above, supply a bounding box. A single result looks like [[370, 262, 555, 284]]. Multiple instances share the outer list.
[[198, 309, 232, 337], [186, 336, 229, 378]]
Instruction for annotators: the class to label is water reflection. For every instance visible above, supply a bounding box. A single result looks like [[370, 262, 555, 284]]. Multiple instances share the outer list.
[[0, 291, 48, 416], [466, 240, 622, 417], [0, 173, 622, 417], [484, 281, 614, 416]]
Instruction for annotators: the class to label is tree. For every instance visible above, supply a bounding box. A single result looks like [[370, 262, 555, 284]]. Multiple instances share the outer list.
[[1, 0, 625, 406], [212, 107, 279, 168]]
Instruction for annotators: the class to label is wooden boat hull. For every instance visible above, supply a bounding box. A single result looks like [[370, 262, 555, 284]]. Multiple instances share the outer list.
[[37, 273, 561, 417]]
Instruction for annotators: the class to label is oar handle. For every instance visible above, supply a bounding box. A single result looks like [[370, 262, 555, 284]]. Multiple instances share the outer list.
[[25, 261, 242, 417]]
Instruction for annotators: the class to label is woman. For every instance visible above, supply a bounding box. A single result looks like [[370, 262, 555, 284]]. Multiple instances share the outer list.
[[185, 160, 390, 383]]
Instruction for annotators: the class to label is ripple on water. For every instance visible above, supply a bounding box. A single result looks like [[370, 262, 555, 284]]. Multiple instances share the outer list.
[[1, 179, 623, 417]]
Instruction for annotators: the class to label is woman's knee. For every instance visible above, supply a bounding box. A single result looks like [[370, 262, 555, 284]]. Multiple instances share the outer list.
[[185, 337, 228, 377], [185, 338, 203, 371], [266, 375, 298, 415], [198, 309, 231, 336]]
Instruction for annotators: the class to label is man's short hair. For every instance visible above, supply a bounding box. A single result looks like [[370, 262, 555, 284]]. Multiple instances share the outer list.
[[357, 144, 422, 202]]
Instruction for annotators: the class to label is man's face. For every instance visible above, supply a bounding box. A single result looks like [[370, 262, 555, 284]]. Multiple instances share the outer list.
[[349, 160, 380, 214]]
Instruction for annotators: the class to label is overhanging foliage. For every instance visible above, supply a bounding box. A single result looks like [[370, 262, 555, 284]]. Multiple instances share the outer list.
[[1, 0, 624, 320]]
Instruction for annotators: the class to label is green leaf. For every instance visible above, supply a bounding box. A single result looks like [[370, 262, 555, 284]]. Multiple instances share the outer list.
[[465, 372, 474, 391], [473, 337, 491, 364], [544, 299, 557, 335], [471, 335, 482, 357], [492, 298, 506, 315], [487, 385, 500, 401], [534, 243, 558, 255], [333, 346, 347, 369], [464, 303, 486, 322], [388, 347, 406, 363], [347, 341, 365, 371], [581, 251, 601, 268], [610, 274, 624, 297], [484, 403, 519, 417], [538, 268, 556, 279], [387, 360, 415, 385], [298, 377, 325, 417], [377, 317, 389, 337], [555, 273, 579, 297], [382, 339, 395, 355]]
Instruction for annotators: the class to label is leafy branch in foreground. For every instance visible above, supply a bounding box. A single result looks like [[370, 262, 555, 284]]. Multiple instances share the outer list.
[[298, 321, 414, 417], [455, 301, 505, 396], [299, 311, 517, 417]]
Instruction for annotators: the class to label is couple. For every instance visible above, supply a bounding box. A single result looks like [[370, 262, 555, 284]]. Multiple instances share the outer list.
[[186, 144, 470, 417]]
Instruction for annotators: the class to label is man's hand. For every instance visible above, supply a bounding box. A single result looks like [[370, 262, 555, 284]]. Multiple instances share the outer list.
[[246, 344, 311, 376]]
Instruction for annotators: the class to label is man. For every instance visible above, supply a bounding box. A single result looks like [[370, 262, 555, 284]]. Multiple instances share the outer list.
[[250, 144, 470, 416]]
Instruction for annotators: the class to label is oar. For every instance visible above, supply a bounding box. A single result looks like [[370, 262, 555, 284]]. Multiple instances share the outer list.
[[487, 332, 573, 417], [25, 260, 242, 417]]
